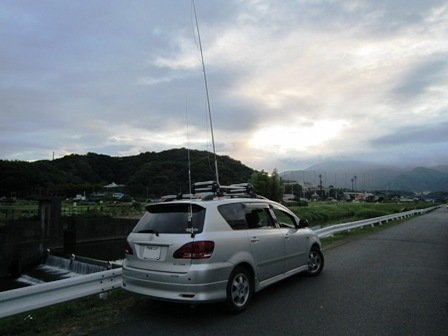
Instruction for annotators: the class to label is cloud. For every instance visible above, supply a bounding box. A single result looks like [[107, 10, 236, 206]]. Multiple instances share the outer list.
[[372, 121, 448, 146], [393, 58, 448, 98], [1, 0, 448, 172]]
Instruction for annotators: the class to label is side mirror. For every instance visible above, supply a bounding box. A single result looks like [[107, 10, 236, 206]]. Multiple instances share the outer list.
[[299, 219, 309, 228]]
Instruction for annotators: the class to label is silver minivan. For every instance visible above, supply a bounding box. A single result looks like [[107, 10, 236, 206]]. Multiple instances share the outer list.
[[122, 186, 323, 313]]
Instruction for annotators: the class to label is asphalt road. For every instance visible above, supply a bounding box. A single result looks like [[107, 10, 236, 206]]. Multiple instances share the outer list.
[[96, 208, 448, 336]]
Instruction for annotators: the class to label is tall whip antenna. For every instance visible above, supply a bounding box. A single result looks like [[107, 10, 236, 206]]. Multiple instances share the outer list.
[[185, 97, 193, 230], [185, 97, 193, 199], [192, 0, 219, 185]]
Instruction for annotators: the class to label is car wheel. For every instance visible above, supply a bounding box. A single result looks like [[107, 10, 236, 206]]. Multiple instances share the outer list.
[[306, 246, 324, 276], [226, 266, 253, 313]]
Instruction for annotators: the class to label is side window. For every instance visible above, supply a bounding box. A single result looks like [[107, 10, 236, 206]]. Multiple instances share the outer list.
[[244, 208, 275, 229], [218, 203, 275, 230], [272, 207, 297, 228], [218, 203, 247, 230]]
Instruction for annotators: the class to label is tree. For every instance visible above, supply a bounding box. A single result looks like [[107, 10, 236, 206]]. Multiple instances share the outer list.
[[0, 149, 255, 198], [284, 183, 303, 200], [249, 169, 284, 202]]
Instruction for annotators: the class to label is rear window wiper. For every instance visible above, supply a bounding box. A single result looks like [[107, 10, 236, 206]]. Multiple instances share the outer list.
[[136, 229, 159, 236]]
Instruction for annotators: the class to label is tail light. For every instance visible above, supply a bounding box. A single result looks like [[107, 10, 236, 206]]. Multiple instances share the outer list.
[[173, 241, 215, 259], [124, 241, 134, 255]]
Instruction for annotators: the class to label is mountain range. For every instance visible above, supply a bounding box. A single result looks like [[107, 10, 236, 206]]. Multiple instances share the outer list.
[[280, 161, 448, 193], [2, 151, 448, 198], [0, 149, 254, 198]]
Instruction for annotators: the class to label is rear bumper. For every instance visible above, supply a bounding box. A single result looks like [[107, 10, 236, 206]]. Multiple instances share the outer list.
[[121, 262, 231, 303]]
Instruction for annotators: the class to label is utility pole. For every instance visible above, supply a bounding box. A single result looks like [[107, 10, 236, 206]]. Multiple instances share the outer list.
[[319, 174, 323, 198]]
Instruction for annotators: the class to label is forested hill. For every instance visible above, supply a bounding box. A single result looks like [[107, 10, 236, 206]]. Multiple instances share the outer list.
[[0, 149, 255, 198]]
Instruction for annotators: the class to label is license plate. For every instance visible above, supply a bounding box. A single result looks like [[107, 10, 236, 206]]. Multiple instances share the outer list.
[[143, 246, 161, 260]]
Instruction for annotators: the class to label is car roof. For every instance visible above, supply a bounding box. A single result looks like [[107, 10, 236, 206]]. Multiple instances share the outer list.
[[152, 181, 288, 211], [148, 197, 278, 209]]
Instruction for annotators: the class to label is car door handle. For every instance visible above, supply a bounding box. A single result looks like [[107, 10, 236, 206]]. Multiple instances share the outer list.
[[251, 237, 259, 243], [284, 234, 290, 240]]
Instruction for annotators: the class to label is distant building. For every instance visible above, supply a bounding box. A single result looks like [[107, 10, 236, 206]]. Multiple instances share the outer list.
[[113, 192, 125, 200], [74, 194, 86, 201], [104, 182, 125, 189]]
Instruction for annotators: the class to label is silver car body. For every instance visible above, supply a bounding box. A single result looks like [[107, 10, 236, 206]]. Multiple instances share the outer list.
[[122, 197, 321, 304]]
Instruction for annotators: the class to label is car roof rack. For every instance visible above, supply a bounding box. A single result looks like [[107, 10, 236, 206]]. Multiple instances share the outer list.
[[191, 181, 258, 200]]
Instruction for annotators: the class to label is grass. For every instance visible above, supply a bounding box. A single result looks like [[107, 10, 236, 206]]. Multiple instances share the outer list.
[[0, 200, 38, 223], [0, 201, 145, 222], [60, 202, 144, 218], [289, 201, 430, 227], [0, 290, 140, 336], [1, 199, 433, 223]]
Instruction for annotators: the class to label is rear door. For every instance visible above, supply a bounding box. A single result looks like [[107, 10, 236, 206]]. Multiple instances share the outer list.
[[244, 203, 285, 281], [126, 202, 205, 273], [271, 205, 309, 271]]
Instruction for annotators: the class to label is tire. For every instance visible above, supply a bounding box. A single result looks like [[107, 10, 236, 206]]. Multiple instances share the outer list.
[[226, 266, 253, 313], [306, 246, 324, 276]]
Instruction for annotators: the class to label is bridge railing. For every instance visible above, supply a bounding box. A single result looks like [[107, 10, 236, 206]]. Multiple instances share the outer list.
[[0, 206, 440, 319]]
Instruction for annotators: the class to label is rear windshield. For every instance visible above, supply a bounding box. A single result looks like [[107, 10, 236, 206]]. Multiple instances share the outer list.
[[133, 203, 206, 234]]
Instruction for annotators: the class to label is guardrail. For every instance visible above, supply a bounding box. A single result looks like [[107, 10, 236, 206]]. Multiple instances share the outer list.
[[315, 206, 438, 238], [0, 206, 440, 319], [0, 268, 122, 319]]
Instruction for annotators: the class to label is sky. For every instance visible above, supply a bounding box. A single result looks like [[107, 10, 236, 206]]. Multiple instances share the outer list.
[[1, 0, 447, 172]]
